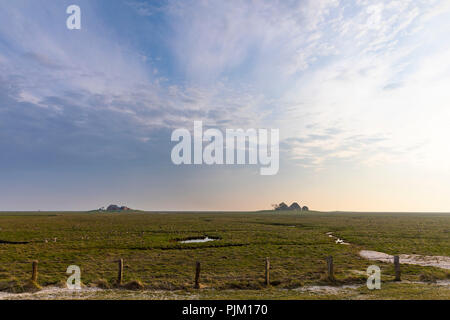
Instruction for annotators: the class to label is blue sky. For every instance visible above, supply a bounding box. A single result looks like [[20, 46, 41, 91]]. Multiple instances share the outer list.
[[1, 0, 450, 211]]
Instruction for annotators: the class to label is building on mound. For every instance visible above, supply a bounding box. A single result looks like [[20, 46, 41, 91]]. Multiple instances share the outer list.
[[104, 204, 132, 212], [274, 202, 289, 211], [273, 202, 309, 212]]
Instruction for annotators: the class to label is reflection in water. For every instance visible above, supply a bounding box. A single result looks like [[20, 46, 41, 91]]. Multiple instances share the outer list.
[[180, 237, 216, 244]]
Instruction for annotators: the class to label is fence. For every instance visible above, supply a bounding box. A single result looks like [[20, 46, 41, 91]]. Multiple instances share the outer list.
[[10, 255, 403, 289]]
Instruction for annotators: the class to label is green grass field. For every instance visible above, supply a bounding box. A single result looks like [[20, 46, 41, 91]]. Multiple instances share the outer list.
[[0, 211, 448, 299]]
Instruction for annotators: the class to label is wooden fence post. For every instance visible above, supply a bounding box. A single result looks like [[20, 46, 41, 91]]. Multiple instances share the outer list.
[[118, 259, 124, 285], [394, 256, 401, 281], [265, 257, 270, 286], [31, 260, 38, 282], [194, 261, 201, 289], [326, 256, 334, 281]]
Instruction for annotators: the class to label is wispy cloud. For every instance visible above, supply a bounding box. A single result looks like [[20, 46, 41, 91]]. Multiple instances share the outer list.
[[2, 0, 449, 170]]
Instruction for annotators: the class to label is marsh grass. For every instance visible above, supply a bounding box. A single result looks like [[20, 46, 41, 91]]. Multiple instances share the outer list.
[[0, 211, 448, 298]]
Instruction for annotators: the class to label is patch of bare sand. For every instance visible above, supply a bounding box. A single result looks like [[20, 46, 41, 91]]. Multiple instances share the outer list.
[[0, 287, 199, 300], [0, 287, 102, 300], [294, 284, 361, 295], [359, 250, 450, 270]]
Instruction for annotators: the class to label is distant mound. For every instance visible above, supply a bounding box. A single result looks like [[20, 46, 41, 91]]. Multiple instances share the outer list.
[[96, 204, 133, 212]]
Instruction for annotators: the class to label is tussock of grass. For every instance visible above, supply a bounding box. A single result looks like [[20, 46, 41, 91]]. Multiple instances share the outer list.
[[55, 280, 68, 288], [317, 274, 366, 286], [23, 280, 42, 292], [0, 279, 24, 293], [93, 279, 110, 289], [146, 281, 189, 291], [225, 281, 264, 290], [121, 280, 144, 290], [280, 280, 304, 289], [0, 278, 41, 293], [419, 273, 437, 283], [318, 274, 338, 285]]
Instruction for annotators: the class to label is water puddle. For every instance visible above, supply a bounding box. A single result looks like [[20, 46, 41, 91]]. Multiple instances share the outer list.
[[326, 232, 350, 245], [326, 232, 450, 270], [179, 237, 217, 244], [0, 240, 30, 244], [359, 250, 450, 270]]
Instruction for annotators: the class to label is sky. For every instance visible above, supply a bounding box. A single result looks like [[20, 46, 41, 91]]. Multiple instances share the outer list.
[[0, 0, 450, 212]]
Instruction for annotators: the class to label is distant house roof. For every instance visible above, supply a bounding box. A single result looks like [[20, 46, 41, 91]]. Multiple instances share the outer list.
[[289, 202, 301, 210], [275, 202, 289, 210]]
